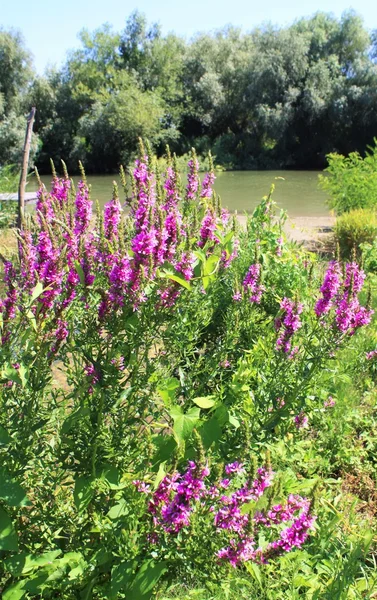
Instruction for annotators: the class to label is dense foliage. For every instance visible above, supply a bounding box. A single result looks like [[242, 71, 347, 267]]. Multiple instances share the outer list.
[[0, 149, 376, 598], [319, 141, 377, 214], [1, 10, 377, 172]]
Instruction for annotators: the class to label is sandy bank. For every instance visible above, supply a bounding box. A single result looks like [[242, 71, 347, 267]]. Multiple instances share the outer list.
[[237, 214, 335, 247]]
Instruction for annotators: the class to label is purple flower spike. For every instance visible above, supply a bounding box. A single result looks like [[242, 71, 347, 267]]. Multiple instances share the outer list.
[[74, 181, 92, 236], [315, 260, 342, 317], [275, 298, 303, 353], [201, 171, 216, 199], [104, 197, 122, 240], [186, 157, 200, 201], [243, 264, 265, 303]]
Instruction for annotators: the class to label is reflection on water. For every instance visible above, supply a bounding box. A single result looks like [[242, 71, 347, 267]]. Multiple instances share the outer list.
[[30, 170, 329, 218]]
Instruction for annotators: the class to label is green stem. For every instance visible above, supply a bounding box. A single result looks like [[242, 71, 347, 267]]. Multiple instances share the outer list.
[[91, 389, 105, 478]]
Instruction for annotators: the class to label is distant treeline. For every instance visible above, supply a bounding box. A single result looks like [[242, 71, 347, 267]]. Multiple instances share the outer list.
[[1, 10, 377, 173]]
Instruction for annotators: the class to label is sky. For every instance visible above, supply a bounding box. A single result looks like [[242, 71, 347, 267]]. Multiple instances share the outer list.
[[2, 0, 377, 73]]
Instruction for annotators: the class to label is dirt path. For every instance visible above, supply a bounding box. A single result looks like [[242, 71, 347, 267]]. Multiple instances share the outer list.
[[237, 214, 335, 250]]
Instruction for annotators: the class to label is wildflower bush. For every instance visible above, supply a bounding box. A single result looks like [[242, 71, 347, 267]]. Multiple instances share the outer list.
[[0, 146, 376, 598]]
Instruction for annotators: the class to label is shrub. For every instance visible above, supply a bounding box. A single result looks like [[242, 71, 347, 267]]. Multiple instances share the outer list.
[[334, 208, 377, 258], [0, 147, 375, 598], [361, 238, 377, 273], [319, 141, 377, 214]]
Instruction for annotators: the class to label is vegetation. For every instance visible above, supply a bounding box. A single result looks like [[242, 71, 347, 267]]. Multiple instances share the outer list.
[[319, 142, 377, 214], [0, 149, 376, 598], [335, 209, 377, 258], [0, 165, 18, 228], [1, 10, 377, 173]]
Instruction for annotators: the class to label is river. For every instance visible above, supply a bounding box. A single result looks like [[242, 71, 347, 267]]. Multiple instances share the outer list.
[[31, 170, 329, 218]]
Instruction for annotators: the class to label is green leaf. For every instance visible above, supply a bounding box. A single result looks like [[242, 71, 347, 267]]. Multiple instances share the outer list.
[[2, 365, 26, 388], [128, 560, 167, 600], [228, 414, 241, 429], [101, 465, 122, 489], [0, 506, 18, 551], [160, 270, 192, 290], [110, 560, 135, 596], [30, 282, 45, 303], [0, 425, 12, 445], [203, 254, 220, 277], [199, 416, 222, 449], [245, 561, 262, 587], [153, 462, 166, 489], [74, 476, 94, 513], [75, 260, 86, 286], [4, 550, 62, 576], [169, 406, 200, 442], [0, 469, 30, 507], [151, 435, 177, 470], [61, 406, 90, 434], [107, 499, 128, 520], [2, 580, 27, 600], [157, 377, 180, 406], [192, 396, 216, 409]]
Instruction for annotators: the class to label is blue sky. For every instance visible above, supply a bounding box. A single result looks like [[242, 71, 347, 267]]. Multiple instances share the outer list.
[[2, 0, 377, 73]]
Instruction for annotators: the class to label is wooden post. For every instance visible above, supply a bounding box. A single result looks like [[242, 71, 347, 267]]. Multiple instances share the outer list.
[[18, 107, 36, 229]]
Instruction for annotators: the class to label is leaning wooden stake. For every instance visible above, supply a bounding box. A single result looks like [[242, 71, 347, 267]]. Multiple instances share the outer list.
[[18, 106, 36, 230]]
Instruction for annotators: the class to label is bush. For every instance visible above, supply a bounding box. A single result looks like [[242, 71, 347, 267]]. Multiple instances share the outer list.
[[334, 208, 377, 258], [0, 148, 375, 598], [361, 238, 377, 273], [319, 141, 377, 214]]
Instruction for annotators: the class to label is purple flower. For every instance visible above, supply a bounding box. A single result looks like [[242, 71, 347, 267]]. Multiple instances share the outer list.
[[186, 156, 200, 201], [225, 462, 245, 475], [104, 197, 122, 240], [201, 172, 216, 199], [217, 537, 255, 568], [150, 462, 209, 533], [163, 166, 180, 211], [198, 209, 218, 247], [315, 261, 342, 317], [243, 264, 265, 303], [51, 176, 71, 208], [74, 180, 92, 236], [324, 396, 335, 408], [276, 237, 283, 257], [294, 411, 308, 429], [175, 252, 196, 281], [275, 298, 303, 353]]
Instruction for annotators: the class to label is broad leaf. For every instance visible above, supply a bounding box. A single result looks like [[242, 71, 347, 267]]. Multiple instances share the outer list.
[[169, 406, 200, 442], [110, 560, 135, 596], [2, 581, 27, 600], [199, 416, 222, 449], [0, 469, 30, 507], [160, 270, 192, 290], [107, 499, 128, 520], [0, 506, 18, 551], [30, 282, 45, 303], [73, 476, 94, 513], [4, 550, 62, 576], [157, 377, 180, 406], [128, 560, 167, 600], [192, 396, 216, 409], [0, 425, 12, 445]]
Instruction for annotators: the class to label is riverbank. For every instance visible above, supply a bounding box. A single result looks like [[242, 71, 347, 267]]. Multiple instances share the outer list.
[[237, 214, 335, 250]]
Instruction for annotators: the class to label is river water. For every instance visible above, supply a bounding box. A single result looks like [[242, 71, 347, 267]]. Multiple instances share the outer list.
[[32, 170, 329, 218]]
